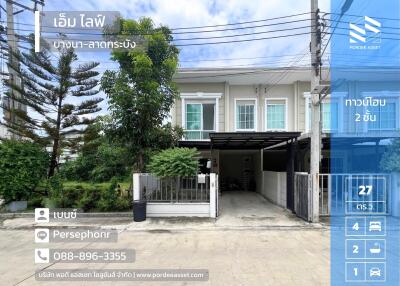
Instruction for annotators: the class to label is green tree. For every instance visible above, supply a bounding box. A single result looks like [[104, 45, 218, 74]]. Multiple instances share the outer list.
[[380, 138, 400, 172], [60, 117, 132, 182], [148, 148, 199, 178], [0, 140, 49, 203], [2, 37, 103, 177], [101, 17, 180, 172]]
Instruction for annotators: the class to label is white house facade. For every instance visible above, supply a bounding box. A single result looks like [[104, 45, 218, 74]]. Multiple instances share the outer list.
[[170, 67, 400, 214]]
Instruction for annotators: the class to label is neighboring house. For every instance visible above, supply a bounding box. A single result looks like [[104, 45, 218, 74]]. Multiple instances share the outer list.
[[171, 67, 400, 213], [0, 124, 10, 139]]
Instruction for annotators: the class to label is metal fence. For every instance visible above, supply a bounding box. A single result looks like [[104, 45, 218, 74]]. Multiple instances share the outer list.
[[294, 172, 312, 221], [319, 174, 330, 216], [138, 174, 211, 203], [319, 173, 391, 216]]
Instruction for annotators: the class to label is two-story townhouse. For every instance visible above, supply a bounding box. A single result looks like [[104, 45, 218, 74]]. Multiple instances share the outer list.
[[171, 67, 400, 214], [171, 67, 320, 211]]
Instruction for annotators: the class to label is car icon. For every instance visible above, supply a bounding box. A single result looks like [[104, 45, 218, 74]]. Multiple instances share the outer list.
[[370, 267, 381, 277], [369, 221, 382, 232]]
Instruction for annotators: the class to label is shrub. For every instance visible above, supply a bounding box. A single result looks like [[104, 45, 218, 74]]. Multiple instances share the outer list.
[[76, 185, 102, 211], [44, 174, 65, 208], [380, 138, 400, 172], [147, 148, 199, 177], [96, 177, 131, 211], [0, 140, 48, 203], [60, 142, 130, 182]]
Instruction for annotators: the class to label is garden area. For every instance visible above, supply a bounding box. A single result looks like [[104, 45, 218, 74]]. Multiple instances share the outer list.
[[0, 17, 191, 213]]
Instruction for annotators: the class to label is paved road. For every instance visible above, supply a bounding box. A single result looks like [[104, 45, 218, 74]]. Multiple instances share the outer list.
[[0, 227, 329, 286], [0, 192, 329, 285]]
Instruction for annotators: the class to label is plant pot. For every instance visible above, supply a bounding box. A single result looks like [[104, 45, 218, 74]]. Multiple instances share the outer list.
[[6, 200, 28, 212]]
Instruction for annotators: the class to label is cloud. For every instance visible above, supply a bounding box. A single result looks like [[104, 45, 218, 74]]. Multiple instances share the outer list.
[[42, 0, 331, 68], [1, 0, 331, 121]]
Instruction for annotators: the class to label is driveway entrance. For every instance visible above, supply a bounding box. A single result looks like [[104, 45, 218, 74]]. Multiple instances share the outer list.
[[216, 191, 309, 227]]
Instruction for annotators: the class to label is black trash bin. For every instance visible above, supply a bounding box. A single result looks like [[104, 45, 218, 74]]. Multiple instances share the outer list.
[[133, 200, 147, 222]]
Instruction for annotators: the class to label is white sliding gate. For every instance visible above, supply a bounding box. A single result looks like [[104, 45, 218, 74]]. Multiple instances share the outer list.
[[133, 173, 218, 218]]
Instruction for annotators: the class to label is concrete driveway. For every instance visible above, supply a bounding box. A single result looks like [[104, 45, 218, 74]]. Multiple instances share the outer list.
[[216, 190, 307, 227]]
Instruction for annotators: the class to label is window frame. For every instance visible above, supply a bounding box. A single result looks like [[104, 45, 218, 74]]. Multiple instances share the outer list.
[[265, 98, 288, 131], [366, 99, 398, 131], [181, 92, 221, 141], [184, 102, 216, 140], [321, 101, 339, 132], [234, 98, 258, 132], [304, 92, 344, 133]]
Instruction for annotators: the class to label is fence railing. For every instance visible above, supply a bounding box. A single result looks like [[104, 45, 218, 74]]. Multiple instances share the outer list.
[[294, 172, 312, 221], [319, 173, 391, 216], [183, 130, 213, 140], [136, 174, 211, 203]]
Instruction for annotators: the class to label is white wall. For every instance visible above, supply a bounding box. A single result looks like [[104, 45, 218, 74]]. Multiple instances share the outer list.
[[261, 171, 287, 208], [146, 203, 211, 217], [391, 173, 400, 218], [0, 126, 10, 139]]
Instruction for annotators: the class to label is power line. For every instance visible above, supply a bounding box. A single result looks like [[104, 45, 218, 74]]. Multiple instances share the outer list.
[[0, 11, 312, 32], [173, 66, 313, 80], [264, 47, 310, 94], [172, 12, 311, 30], [0, 18, 311, 35], [180, 53, 311, 62], [40, 53, 311, 63], [31, 31, 313, 47], [7, 30, 400, 50], [2, 30, 315, 46], [5, 24, 312, 41]]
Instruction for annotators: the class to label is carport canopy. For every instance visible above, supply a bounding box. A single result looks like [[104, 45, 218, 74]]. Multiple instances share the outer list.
[[179, 132, 301, 150]]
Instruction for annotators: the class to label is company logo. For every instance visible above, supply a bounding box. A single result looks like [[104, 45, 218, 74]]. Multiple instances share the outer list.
[[349, 16, 381, 49]]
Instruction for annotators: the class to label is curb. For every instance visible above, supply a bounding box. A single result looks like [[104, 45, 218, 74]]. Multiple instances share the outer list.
[[0, 212, 133, 219]]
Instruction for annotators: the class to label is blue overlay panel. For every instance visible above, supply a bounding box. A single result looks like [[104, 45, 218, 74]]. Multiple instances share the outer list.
[[330, 0, 400, 285]]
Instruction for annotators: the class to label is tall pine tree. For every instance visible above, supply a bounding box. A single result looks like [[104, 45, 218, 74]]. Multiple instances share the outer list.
[[2, 38, 103, 177]]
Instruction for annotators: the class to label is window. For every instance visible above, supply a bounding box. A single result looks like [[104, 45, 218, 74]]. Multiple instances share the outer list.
[[322, 102, 338, 131], [266, 99, 286, 130], [368, 102, 396, 130], [185, 103, 215, 139], [186, 104, 201, 130], [306, 99, 339, 132], [235, 100, 256, 130]]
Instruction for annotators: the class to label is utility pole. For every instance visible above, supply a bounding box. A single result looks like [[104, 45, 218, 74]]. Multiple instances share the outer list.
[[310, 0, 321, 222], [5, 0, 25, 134], [4, 1, 43, 137]]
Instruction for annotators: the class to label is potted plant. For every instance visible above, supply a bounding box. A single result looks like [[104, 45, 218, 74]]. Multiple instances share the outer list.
[[148, 147, 199, 198]]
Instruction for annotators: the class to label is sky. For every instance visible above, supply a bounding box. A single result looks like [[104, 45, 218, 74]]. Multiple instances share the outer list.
[[0, 0, 331, 119], [15, 0, 330, 68]]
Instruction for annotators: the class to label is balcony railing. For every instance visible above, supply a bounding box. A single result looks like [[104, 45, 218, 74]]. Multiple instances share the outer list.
[[183, 130, 213, 140]]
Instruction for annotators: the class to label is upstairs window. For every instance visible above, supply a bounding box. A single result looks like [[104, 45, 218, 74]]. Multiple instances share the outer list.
[[235, 100, 256, 131], [185, 103, 215, 139], [368, 101, 396, 130], [266, 99, 287, 131]]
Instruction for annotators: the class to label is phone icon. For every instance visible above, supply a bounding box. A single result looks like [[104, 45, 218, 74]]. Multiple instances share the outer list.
[[34, 248, 49, 263]]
